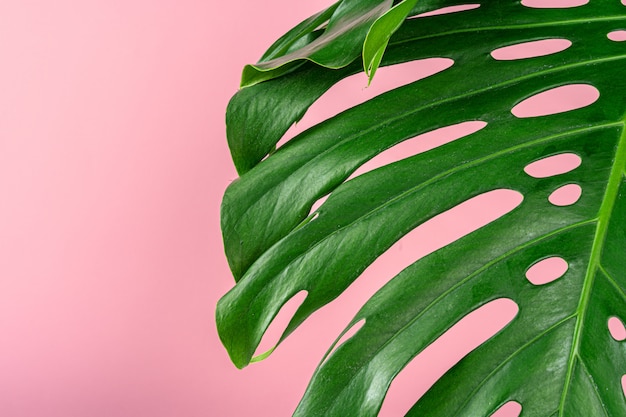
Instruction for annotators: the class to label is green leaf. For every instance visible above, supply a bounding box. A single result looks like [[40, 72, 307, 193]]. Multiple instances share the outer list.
[[240, 0, 393, 88], [257, 2, 341, 63], [218, 0, 626, 415], [226, 62, 355, 175], [362, 0, 420, 83]]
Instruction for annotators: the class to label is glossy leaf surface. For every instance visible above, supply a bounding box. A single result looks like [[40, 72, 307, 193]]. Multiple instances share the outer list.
[[218, 0, 626, 415], [240, 0, 392, 88]]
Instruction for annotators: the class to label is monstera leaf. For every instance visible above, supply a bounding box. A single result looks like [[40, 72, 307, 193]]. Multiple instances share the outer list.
[[217, 0, 626, 415]]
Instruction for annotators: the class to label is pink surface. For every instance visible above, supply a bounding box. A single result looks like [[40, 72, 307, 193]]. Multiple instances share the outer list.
[[0, 1, 607, 417]]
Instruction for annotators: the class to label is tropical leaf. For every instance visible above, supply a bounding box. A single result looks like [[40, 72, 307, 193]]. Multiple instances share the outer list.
[[217, 0, 626, 415], [240, 0, 393, 88], [362, 0, 420, 82]]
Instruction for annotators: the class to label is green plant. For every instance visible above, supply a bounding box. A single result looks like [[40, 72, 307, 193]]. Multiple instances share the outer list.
[[217, 0, 626, 415]]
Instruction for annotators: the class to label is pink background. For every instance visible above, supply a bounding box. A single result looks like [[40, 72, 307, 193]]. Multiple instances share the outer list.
[[0, 1, 607, 416]]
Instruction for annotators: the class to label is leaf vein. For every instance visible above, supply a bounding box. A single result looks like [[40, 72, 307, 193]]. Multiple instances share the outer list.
[[391, 15, 626, 48], [454, 314, 576, 415], [599, 265, 626, 304], [577, 355, 610, 417]]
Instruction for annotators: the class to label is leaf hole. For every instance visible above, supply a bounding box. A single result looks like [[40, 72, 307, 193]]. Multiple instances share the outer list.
[[354, 189, 523, 296], [253, 290, 308, 359], [277, 58, 454, 148], [320, 319, 366, 366], [524, 153, 582, 178], [409, 4, 481, 18], [379, 299, 519, 416], [608, 30, 626, 42], [548, 184, 582, 206], [347, 121, 488, 180], [609, 317, 626, 341], [511, 84, 599, 118], [491, 401, 522, 417], [491, 39, 572, 61], [622, 375, 626, 397], [521, 0, 588, 7], [525, 257, 568, 285]]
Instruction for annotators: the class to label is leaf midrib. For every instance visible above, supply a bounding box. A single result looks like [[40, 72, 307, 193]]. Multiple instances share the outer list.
[[558, 120, 626, 416]]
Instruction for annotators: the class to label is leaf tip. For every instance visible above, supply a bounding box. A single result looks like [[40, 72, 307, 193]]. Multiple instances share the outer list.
[[251, 346, 277, 364]]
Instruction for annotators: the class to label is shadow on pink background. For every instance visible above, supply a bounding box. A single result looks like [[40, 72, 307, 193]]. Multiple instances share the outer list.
[[0, 1, 611, 416]]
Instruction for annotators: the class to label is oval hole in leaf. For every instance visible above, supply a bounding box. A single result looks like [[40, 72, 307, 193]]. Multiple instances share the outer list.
[[278, 58, 455, 148], [379, 299, 519, 416], [548, 184, 582, 206], [491, 401, 522, 417], [608, 30, 626, 42], [521, 0, 588, 7], [491, 39, 572, 61], [320, 319, 366, 366], [524, 153, 581, 178], [525, 257, 568, 285], [622, 375, 626, 397], [347, 189, 523, 299], [409, 4, 480, 19], [511, 84, 599, 118], [253, 290, 308, 359], [347, 121, 488, 180], [608, 317, 626, 341]]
